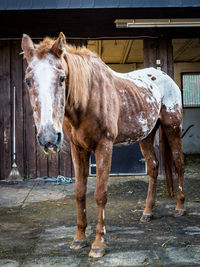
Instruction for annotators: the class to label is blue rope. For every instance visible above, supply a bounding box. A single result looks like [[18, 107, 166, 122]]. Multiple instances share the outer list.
[[42, 175, 75, 185]]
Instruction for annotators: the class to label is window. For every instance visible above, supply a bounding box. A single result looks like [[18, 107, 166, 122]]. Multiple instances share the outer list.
[[182, 73, 200, 107]]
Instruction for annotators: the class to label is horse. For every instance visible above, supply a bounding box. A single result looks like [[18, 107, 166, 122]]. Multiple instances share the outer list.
[[21, 32, 185, 258]]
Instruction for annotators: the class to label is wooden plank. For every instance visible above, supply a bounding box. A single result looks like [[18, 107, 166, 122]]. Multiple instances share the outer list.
[[143, 38, 157, 68], [120, 40, 134, 64], [191, 52, 200, 62], [59, 135, 72, 177], [68, 39, 87, 47], [48, 154, 59, 178], [0, 98, 3, 179], [97, 40, 102, 58], [158, 37, 168, 74], [143, 38, 161, 173], [174, 39, 194, 61], [68, 39, 81, 47], [144, 37, 174, 174], [0, 41, 11, 179], [22, 60, 37, 178], [36, 143, 48, 178], [157, 38, 174, 77], [10, 41, 24, 177], [167, 40, 174, 79]]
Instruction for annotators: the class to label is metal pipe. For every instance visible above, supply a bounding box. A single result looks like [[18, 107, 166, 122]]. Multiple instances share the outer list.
[[13, 86, 16, 162]]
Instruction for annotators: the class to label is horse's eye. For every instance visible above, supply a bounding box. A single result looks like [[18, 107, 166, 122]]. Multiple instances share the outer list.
[[25, 78, 32, 88], [59, 76, 65, 86]]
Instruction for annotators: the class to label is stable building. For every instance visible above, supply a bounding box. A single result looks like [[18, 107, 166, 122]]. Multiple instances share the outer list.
[[0, 0, 200, 179]]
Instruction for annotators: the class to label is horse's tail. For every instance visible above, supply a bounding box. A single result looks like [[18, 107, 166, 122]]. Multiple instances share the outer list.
[[160, 125, 174, 198]]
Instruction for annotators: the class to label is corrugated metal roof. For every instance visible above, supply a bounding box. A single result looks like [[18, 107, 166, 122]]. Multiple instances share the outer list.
[[0, 0, 200, 10]]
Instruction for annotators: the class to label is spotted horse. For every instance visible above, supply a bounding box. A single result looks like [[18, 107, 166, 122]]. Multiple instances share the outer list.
[[21, 32, 185, 258]]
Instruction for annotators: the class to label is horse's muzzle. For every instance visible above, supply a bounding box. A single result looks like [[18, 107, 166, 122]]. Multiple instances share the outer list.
[[37, 131, 62, 154]]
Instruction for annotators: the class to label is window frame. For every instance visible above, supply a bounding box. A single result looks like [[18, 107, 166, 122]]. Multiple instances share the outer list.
[[181, 72, 200, 109]]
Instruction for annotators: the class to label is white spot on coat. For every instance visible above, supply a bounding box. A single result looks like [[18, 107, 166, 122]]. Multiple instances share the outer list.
[[138, 116, 149, 134], [108, 66, 181, 113], [102, 209, 105, 220], [103, 226, 106, 235]]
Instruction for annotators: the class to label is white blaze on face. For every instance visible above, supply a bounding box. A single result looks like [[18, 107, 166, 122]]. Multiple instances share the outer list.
[[31, 56, 56, 127]]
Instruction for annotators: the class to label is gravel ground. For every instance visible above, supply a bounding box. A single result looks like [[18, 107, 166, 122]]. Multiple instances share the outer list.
[[0, 154, 199, 266]]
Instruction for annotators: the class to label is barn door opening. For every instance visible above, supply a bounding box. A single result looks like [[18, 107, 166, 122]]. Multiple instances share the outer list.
[[87, 39, 147, 175], [89, 143, 147, 176]]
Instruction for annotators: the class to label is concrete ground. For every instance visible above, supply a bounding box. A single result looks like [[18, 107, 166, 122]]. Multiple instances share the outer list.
[[0, 155, 200, 267]]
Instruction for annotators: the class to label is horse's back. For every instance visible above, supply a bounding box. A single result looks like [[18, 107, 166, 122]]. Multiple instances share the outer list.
[[110, 67, 182, 144], [126, 67, 182, 113], [111, 68, 161, 144]]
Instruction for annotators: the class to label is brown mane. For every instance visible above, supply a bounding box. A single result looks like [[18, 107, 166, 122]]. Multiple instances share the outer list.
[[35, 37, 96, 58], [35, 37, 98, 110], [35, 38, 55, 58]]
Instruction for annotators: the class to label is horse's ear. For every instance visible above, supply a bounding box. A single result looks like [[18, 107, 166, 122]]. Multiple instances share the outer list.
[[21, 34, 35, 62], [51, 32, 67, 58]]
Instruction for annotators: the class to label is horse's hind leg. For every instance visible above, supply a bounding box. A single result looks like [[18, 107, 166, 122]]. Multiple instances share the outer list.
[[161, 120, 185, 217], [70, 143, 90, 250], [139, 123, 159, 222]]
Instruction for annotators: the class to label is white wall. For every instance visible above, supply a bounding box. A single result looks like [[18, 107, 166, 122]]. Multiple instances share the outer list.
[[182, 108, 200, 154], [174, 62, 200, 88], [174, 62, 200, 154]]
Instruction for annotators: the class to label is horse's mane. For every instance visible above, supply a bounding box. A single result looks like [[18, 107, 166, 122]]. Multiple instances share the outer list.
[[64, 47, 96, 110], [35, 38, 98, 110]]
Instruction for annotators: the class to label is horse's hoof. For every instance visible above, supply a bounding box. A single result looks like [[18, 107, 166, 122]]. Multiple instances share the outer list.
[[174, 209, 186, 217], [70, 240, 88, 250], [140, 214, 153, 223], [89, 247, 105, 258]]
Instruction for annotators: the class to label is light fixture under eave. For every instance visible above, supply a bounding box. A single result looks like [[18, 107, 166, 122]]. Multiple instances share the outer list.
[[114, 19, 200, 28]]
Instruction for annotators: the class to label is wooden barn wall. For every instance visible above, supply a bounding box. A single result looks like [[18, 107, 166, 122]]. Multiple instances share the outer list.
[[0, 40, 73, 180]]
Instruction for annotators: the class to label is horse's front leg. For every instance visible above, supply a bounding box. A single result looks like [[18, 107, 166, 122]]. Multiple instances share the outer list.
[[70, 143, 90, 250], [89, 139, 113, 258]]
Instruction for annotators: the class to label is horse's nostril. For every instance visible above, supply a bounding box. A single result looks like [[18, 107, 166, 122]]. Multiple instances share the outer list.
[[46, 142, 53, 148], [37, 131, 62, 151], [56, 132, 62, 146]]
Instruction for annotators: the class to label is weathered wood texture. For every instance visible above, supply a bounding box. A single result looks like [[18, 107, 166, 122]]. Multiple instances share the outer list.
[[0, 8, 200, 39], [0, 41, 11, 179], [0, 40, 73, 179], [143, 37, 174, 174], [143, 37, 174, 77]]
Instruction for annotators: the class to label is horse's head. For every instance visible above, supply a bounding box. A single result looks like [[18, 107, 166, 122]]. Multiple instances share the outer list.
[[22, 33, 67, 154]]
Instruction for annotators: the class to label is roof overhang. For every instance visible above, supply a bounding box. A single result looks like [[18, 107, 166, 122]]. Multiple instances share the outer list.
[[115, 18, 200, 28], [1, 0, 200, 10], [0, 7, 200, 39]]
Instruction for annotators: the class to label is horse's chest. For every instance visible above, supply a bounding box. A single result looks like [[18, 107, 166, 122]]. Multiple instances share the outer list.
[[69, 122, 102, 152]]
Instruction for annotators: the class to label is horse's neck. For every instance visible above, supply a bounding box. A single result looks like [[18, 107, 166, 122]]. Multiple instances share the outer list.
[[64, 105, 82, 128], [64, 57, 117, 128]]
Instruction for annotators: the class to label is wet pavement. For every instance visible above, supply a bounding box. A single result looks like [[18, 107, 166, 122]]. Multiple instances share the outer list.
[[0, 156, 200, 266]]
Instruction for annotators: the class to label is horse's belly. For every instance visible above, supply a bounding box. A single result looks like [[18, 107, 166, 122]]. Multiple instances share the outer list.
[[115, 104, 160, 146]]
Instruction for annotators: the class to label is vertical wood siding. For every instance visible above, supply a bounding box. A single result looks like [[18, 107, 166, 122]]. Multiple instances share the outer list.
[[143, 37, 174, 174], [0, 40, 72, 179], [0, 41, 11, 179]]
